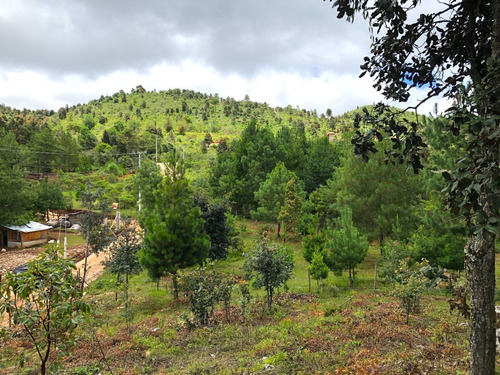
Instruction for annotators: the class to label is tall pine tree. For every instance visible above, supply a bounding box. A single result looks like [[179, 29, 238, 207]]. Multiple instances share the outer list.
[[140, 178, 210, 300]]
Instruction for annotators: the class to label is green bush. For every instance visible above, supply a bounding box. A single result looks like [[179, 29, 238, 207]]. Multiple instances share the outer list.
[[409, 230, 466, 270]]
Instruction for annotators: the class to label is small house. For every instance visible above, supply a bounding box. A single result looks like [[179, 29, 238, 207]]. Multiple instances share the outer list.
[[1, 221, 52, 249], [327, 131, 338, 142]]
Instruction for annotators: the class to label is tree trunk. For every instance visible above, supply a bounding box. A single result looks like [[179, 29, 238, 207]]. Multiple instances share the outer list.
[[466, 233, 496, 375], [349, 266, 353, 288], [267, 287, 272, 310], [308, 269, 311, 293], [172, 273, 179, 301], [467, 3, 500, 373], [277, 222, 281, 238], [81, 240, 89, 291], [379, 231, 384, 256]]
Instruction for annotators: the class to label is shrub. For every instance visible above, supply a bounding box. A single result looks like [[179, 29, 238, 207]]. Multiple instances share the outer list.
[[181, 268, 236, 325], [243, 236, 294, 310], [0, 247, 91, 374], [391, 260, 426, 324]]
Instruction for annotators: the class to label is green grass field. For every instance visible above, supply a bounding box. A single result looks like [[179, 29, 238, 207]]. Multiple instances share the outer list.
[[0, 219, 492, 374]]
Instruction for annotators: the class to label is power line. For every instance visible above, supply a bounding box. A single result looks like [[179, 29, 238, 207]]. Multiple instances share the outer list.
[[0, 146, 146, 157]]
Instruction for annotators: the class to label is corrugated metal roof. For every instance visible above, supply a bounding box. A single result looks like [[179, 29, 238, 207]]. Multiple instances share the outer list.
[[4, 221, 52, 233]]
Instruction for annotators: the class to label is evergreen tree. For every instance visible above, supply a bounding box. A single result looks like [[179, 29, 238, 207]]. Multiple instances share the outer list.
[[194, 193, 234, 260], [331, 143, 422, 248], [300, 137, 340, 194], [140, 178, 210, 300], [0, 129, 34, 225], [231, 120, 278, 215], [57, 131, 80, 172], [132, 160, 163, 226], [253, 162, 298, 237], [35, 179, 67, 221], [309, 250, 329, 291], [302, 231, 328, 264], [327, 207, 369, 288], [278, 178, 303, 239], [105, 221, 142, 331]]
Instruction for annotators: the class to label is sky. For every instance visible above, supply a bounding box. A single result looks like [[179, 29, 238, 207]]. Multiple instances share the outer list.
[[0, 0, 447, 116]]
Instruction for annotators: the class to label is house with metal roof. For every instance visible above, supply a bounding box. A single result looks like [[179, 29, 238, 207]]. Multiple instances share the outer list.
[[1, 221, 52, 249]]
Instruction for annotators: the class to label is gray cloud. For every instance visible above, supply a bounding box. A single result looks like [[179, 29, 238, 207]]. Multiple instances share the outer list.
[[0, 0, 370, 79]]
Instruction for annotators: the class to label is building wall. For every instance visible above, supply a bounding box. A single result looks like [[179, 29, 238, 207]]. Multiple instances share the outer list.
[[7, 229, 49, 249]]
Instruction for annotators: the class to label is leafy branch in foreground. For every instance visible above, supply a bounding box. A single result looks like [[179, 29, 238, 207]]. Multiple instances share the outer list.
[[0, 247, 91, 375]]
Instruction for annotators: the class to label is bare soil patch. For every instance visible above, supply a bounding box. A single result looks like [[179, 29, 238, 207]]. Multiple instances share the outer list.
[[0, 231, 86, 276]]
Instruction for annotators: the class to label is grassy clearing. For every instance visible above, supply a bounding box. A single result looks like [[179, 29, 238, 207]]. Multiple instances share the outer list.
[[0, 219, 487, 374]]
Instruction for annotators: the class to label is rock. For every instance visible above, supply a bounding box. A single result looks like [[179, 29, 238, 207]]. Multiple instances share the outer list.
[[264, 364, 275, 372], [71, 224, 81, 230], [497, 329, 500, 354], [1, 248, 6, 252]]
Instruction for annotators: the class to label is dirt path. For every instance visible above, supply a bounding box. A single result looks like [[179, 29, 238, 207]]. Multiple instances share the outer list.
[[75, 249, 110, 287], [0, 244, 87, 275]]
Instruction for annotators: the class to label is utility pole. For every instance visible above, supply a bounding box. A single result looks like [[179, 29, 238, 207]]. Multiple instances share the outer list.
[[63, 217, 67, 259], [116, 200, 120, 231], [155, 120, 158, 163], [138, 152, 142, 212]]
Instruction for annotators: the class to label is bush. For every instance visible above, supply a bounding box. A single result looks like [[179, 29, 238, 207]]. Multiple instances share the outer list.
[[409, 230, 466, 270], [181, 268, 236, 325], [378, 239, 410, 283], [243, 236, 294, 310], [391, 260, 426, 324]]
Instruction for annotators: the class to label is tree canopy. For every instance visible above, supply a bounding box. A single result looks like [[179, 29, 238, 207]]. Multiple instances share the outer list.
[[328, 1, 500, 373]]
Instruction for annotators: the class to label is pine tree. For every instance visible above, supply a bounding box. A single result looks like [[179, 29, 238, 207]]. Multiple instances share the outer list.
[[309, 250, 329, 291], [140, 178, 210, 300], [253, 162, 298, 237], [327, 207, 369, 288]]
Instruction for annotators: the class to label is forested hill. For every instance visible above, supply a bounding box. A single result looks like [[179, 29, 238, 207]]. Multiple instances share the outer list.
[[1, 86, 341, 152], [0, 85, 467, 279], [0, 86, 370, 184]]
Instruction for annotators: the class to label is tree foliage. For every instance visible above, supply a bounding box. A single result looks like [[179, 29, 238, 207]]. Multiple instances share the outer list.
[[327, 207, 369, 288], [328, 1, 500, 370], [0, 247, 91, 375], [35, 179, 67, 221], [309, 250, 329, 291], [278, 177, 303, 239], [331, 143, 423, 244], [140, 178, 210, 300], [79, 181, 112, 290], [194, 193, 235, 260], [243, 236, 294, 310]]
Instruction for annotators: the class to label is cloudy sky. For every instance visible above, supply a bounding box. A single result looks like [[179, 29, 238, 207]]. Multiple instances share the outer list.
[[0, 0, 446, 116]]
